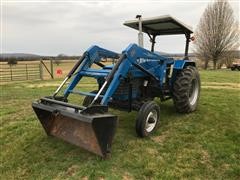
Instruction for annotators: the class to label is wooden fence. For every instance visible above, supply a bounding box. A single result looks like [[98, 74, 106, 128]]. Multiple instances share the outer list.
[[0, 64, 43, 82]]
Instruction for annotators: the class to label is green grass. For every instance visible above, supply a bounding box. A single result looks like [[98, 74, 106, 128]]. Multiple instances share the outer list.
[[1, 70, 240, 179], [200, 69, 240, 83]]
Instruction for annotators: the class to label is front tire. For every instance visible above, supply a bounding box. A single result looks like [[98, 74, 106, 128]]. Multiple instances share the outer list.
[[135, 101, 160, 137], [172, 66, 200, 113], [82, 90, 99, 107]]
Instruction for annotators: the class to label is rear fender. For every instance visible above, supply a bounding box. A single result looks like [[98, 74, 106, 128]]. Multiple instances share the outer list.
[[173, 60, 195, 70], [170, 60, 196, 87]]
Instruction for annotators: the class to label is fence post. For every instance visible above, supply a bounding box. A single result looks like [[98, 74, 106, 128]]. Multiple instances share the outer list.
[[39, 63, 43, 80], [10, 65, 13, 81], [40, 60, 53, 79], [50, 60, 54, 79], [26, 64, 28, 80]]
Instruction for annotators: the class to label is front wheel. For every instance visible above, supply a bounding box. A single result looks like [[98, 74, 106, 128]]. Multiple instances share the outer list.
[[172, 66, 200, 113], [135, 101, 160, 137], [82, 90, 99, 107]]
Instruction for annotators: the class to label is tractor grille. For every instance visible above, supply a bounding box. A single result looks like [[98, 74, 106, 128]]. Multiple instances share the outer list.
[[112, 78, 143, 100]]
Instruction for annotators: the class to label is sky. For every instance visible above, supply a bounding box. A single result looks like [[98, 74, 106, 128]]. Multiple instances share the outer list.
[[1, 0, 239, 56]]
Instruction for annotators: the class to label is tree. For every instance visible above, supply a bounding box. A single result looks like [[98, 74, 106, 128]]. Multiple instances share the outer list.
[[54, 59, 61, 66], [194, 0, 239, 69], [7, 57, 18, 65]]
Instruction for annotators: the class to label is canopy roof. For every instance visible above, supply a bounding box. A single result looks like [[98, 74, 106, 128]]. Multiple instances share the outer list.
[[124, 15, 193, 36]]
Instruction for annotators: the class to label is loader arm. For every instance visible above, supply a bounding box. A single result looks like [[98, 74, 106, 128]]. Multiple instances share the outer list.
[[63, 45, 119, 98]]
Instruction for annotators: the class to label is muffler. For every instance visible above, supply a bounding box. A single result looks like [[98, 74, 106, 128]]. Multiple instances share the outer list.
[[32, 97, 117, 157]]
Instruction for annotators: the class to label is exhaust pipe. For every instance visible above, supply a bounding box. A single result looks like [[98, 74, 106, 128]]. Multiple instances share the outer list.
[[136, 15, 143, 48]]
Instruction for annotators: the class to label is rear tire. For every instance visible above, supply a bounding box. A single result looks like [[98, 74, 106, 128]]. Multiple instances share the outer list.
[[172, 66, 200, 113], [135, 101, 160, 137]]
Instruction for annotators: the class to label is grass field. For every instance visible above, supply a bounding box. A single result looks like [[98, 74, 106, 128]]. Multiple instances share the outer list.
[[1, 70, 240, 179]]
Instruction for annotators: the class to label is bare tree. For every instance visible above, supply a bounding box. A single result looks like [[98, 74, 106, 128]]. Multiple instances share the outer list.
[[194, 0, 239, 69]]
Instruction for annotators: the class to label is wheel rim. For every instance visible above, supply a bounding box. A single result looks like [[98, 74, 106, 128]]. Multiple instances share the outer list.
[[189, 79, 199, 106], [145, 109, 158, 132]]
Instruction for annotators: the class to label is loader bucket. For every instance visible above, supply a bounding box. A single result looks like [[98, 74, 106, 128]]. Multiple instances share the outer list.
[[32, 98, 117, 157]]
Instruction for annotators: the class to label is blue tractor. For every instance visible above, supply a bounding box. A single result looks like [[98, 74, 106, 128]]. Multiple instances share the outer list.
[[32, 15, 200, 157]]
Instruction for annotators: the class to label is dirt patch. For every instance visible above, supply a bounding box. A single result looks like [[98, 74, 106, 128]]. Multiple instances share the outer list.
[[199, 149, 214, 171], [202, 82, 240, 86], [66, 165, 79, 176], [81, 176, 88, 180], [151, 131, 169, 144], [26, 83, 60, 88], [122, 172, 134, 180], [146, 148, 158, 155], [202, 82, 240, 89], [201, 150, 210, 163], [221, 163, 230, 171], [202, 86, 240, 90]]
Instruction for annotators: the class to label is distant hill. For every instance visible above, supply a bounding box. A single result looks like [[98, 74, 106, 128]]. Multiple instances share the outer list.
[[0, 53, 41, 59], [0, 53, 80, 62]]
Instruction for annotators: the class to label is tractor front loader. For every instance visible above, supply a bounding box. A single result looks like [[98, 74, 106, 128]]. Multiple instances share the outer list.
[[32, 15, 200, 157]]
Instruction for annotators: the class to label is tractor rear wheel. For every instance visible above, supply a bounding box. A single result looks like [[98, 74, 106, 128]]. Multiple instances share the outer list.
[[135, 101, 160, 137], [172, 66, 200, 113]]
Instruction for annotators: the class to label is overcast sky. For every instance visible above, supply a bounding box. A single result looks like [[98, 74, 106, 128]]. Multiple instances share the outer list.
[[1, 0, 239, 56]]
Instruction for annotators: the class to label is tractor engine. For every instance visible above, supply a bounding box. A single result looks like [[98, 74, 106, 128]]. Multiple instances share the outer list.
[[112, 78, 143, 101]]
